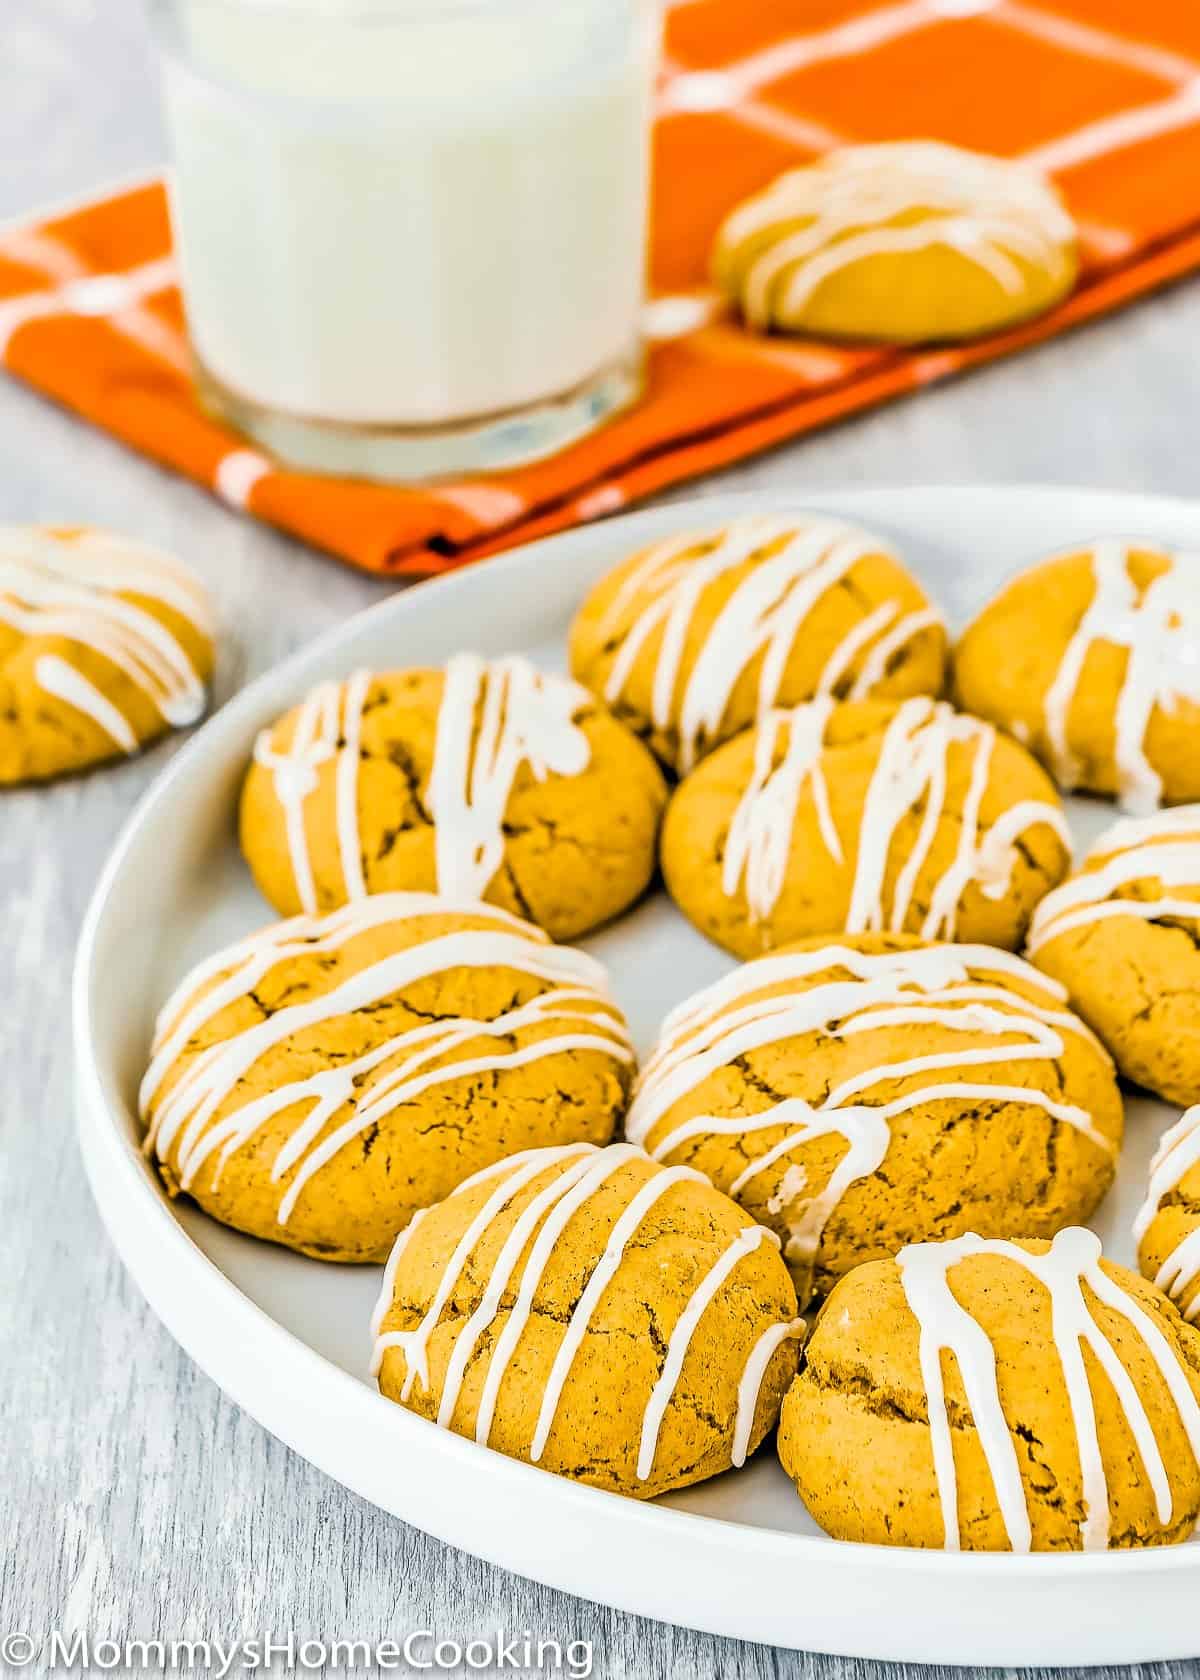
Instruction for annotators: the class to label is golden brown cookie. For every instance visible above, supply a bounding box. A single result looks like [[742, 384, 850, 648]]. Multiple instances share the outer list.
[[140, 895, 633, 1262], [712, 142, 1077, 343], [625, 934, 1120, 1305], [662, 696, 1070, 958], [0, 524, 214, 783], [954, 539, 1200, 812], [1027, 807, 1200, 1104], [778, 1230, 1200, 1550], [1135, 1105, 1200, 1326], [568, 513, 946, 775], [371, 1141, 803, 1498], [239, 653, 667, 940]]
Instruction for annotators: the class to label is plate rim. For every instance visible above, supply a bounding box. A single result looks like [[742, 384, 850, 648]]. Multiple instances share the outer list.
[[73, 483, 1200, 1656]]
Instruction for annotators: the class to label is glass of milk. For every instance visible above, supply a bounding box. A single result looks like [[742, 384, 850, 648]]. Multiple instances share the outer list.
[[151, 0, 659, 479]]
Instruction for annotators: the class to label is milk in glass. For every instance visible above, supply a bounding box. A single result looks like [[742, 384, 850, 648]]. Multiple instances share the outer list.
[[153, 0, 658, 474]]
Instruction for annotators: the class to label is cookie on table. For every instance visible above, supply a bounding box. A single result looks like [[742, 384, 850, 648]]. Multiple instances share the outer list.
[[239, 653, 667, 941], [954, 538, 1200, 812], [1136, 1105, 1200, 1326], [371, 1141, 803, 1498], [1027, 808, 1200, 1104], [662, 695, 1071, 958], [778, 1230, 1200, 1551], [140, 895, 633, 1262], [0, 524, 214, 784], [567, 512, 946, 775], [625, 934, 1120, 1307], [712, 141, 1077, 343]]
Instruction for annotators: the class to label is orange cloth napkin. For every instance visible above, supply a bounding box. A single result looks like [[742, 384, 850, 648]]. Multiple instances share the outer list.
[[5, 0, 1200, 579]]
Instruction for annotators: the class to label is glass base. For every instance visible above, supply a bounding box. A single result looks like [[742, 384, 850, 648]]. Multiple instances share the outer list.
[[193, 351, 644, 483]]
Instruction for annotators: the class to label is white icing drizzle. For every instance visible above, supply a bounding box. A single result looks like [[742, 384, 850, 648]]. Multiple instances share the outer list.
[[647, 939, 1074, 1057], [720, 696, 1068, 932], [0, 524, 210, 751], [373, 1146, 594, 1391], [252, 668, 372, 916], [472, 1144, 647, 1445], [846, 607, 945, 700], [368, 1206, 428, 1350], [896, 1229, 1200, 1551], [1027, 805, 1200, 954], [34, 653, 138, 754], [721, 701, 842, 922], [142, 892, 534, 1112], [140, 895, 631, 1227], [718, 142, 1074, 330], [428, 653, 592, 899], [598, 514, 942, 773], [1097, 806, 1200, 851], [636, 1223, 775, 1480], [1041, 541, 1200, 813], [813, 600, 896, 698], [1134, 1105, 1200, 1322], [722, 1102, 893, 1253], [522, 1159, 705, 1463], [626, 944, 1112, 1269], [732, 1315, 807, 1467], [371, 1144, 803, 1479], [850, 699, 1069, 939]]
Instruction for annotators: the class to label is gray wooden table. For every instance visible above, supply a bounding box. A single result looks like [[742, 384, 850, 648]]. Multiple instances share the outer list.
[[4, 4, 1200, 1677]]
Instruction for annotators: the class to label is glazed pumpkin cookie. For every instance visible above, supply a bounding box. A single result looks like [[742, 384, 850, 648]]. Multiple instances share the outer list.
[[140, 895, 633, 1261], [662, 695, 1071, 958], [371, 1141, 803, 1498], [778, 1230, 1200, 1551], [0, 524, 214, 783], [1027, 808, 1200, 1104], [954, 539, 1200, 812], [1136, 1105, 1200, 1325], [712, 141, 1077, 343], [240, 653, 666, 940], [568, 513, 946, 775], [625, 935, 1120, 1306]]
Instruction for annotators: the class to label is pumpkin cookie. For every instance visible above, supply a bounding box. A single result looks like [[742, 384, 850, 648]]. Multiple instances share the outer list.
[[239, 654, 667, 940], [371, 1141, 803, 1498], [140, 895, 633, 1262], [662, 696, 1070, 958], [1027, 808, 1200, 1104], [568, 513, 946, 775], [1136, 1105, 1200, 1326], [779, 1230, 1200, 1550], [712, 141, 1077, 343], [0, 524, 214, 783], [625, 935, 1120, 1306], [954, 539, 1200, 812]]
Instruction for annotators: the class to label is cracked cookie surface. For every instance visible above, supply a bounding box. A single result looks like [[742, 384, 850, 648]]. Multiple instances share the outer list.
[[371, 1142, 803, 1498], [239, 655, 666, 942], [567, 513, 946, 776], [1027, 808, 1200, 1104], [778, 1232, 1200, 1550], [625, 934, 1121, 1307], [954, 540, 1200, 811], [0, 524, 214, 783], [662, 696, 1070, 959], [140, 895, 634, 1262]]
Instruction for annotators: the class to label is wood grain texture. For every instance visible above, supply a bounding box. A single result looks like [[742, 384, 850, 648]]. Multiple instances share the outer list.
[[3, 4, 1200, 1676]]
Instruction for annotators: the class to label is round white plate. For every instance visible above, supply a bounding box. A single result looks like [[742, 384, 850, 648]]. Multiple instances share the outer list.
[[75, 486, 1200, 1665]]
